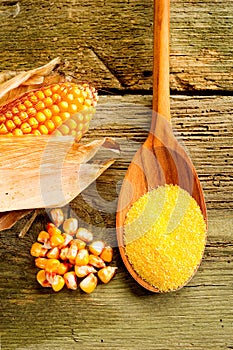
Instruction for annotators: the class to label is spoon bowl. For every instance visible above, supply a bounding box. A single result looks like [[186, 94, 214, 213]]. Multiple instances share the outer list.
[[116, 0, 207, 292]]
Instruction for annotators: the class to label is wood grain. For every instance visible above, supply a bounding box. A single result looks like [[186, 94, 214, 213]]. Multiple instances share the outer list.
[[0, 94, 232, 349], [0, 0, 232, 91]]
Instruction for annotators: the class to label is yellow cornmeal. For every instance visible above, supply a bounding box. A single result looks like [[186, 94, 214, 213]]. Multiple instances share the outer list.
[[124, 184, 206, 292]]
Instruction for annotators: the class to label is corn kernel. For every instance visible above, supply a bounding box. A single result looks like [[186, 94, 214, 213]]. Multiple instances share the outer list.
[[51, 275, 65, 292], [64, 271, 77, 290], [35, 257, 48, 269], [98, 266, 117, 284], [47, 246, 60, 259], [75, 265, 96, 278], [44, 97, 53, 107], [72, 239, 86, 250], [45, 258, 60, 273], [36, 269, 51, 287], [66, 244, 78, 261], [47, 225, 61, 236], [37, 230, 50, 243], [50, 208, 64, 227], [89, 241, 105, 256], [76, 228, 93, 243], [57, 262, 71, 275], [63, 218, 78, 236], [60, 247, 69, 260], [58, 233, 73, 249], [79, 273, 97, 294], [75, 249, 89, 266], [6, 120, 15, 131], [36, 112, 46, 123], [59, 124, 69, 135], [28, 117, 39, 129], [50, 233, 65, 247], [12, 128, 23, 136], [35, 101, 45, 111], [100, 246, 113, 263], [89, 254, 106, 269], [30, 242, 48, 257], [21, 122, 32, 134]]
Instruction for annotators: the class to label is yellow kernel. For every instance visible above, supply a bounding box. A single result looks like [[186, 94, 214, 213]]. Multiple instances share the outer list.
[[72, 239, 86, 250], [64, 271, 77, 290], [36, 270, 51, 287], [44, 120, 55, 132], [37, 230, 50, 243], [58, 101, 69, 112], [89, 241, 105, 256], [97, 266, 117, 284], [35, 257, 48, 269], [38, 125, 49, 135], [67, 104, 78, 114], [12, 116, 21, 126], [30, 242, 47, 258], [100, 246, 113, 263], [89, 254, 106, 268], [75, 265, 96, 278], [24, 100, 33, 108], [28, 117, 39, 129], [43, 108, 52, 119], [47, 224, 61, 236], [47, 247, 60, 259], [12, 128, 23, 136], [60, 112, 70, 121], [5, 111, 13, 119], [57, 262, 70, 275], [21, 122, 32, 134], [75, 249, 89, 266], [76, 228, 93, 243], [66, 93, 74, 101], [0, 124, 8, 134], [79, 273, 97, 294], [32, 130, 41, 135], [52, 93, 61, 103], [35, 91, 45, 100], [60, 247, 69, 260], [12, 107, 19, 114], [45, 258, 60, 273], [44, 97, 53, 107], [51, 116, 62, 127], [66, 244, 78, 261], [50, 233, 65, 247], [50, 105, 60, 115], [18, 104, 26, 112], [36, 112, 46, 123], [51, 84, 60, 92], [51, 275, 65, 292], [6, 120, 16, 131], [29, 94, 38, 103], [35, 101, 45, 111], [44, 89, 53, 97], [27, 107, 37, 117], [19, 112, 28, 121], [63, 218, 78, 235]]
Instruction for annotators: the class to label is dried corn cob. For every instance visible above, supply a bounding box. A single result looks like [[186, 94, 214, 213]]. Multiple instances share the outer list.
[[0, 82, 98, 140]]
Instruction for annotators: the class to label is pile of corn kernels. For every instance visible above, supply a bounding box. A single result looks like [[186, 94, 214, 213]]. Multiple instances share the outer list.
[[30, 208, 117, 293]]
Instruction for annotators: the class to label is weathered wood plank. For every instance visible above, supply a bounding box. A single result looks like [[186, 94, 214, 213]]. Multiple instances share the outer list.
[[87, 94, 233, 209], [0, 208, 232, 350], [0, 0, 232, 91]]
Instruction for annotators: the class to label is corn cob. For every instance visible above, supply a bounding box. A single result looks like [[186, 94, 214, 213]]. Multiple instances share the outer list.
[[0, 82, 98, 140]]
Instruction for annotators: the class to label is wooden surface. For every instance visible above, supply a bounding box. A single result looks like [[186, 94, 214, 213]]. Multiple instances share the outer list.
[[0, 0, 233, 349]]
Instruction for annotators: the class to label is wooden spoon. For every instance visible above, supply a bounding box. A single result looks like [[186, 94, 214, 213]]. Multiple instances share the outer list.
[[116, 0, 207, 292]]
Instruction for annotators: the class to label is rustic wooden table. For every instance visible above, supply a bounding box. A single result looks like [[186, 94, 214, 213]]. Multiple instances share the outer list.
[[0, 1, 232, 349]]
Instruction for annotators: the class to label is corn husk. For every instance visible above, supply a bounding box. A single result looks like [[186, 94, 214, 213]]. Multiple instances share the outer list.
[[0, 59, 119, 230], [0, 136, 118, 211]]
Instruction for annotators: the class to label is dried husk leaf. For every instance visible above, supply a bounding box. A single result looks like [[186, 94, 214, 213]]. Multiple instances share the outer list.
[[0, 57, 63, 107], [0, 210, 32, 231], [0, 136, 119, 212]]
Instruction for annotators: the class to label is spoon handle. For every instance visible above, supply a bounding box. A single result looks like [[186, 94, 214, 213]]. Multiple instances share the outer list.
[[152, 0, 170, 128]]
